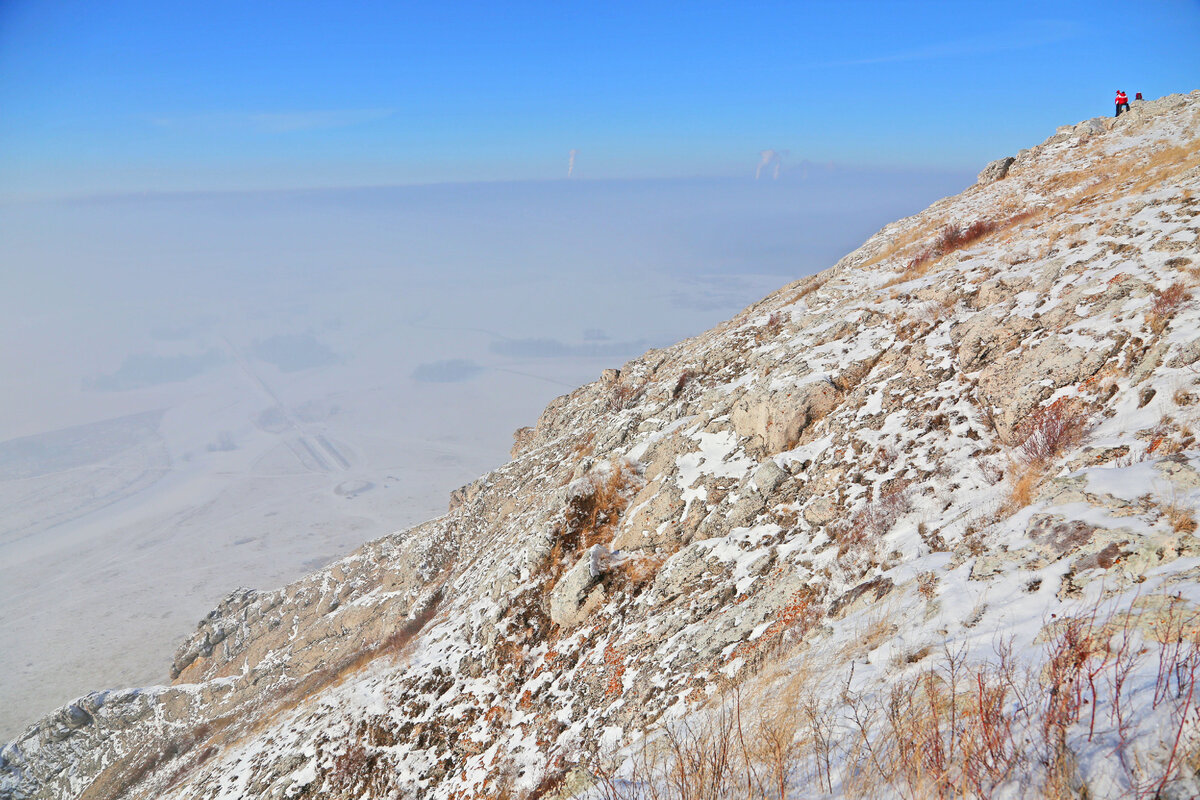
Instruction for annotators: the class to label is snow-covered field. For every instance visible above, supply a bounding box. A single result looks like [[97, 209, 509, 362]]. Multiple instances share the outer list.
[[0, 171, 970, 741]]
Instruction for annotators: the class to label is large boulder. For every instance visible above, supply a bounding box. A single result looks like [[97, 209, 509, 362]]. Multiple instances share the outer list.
[[976, 333, 1119, 434], [548, 546, 610, 627], [730, 379, 839, 454], [977, 156, 1016, 185]]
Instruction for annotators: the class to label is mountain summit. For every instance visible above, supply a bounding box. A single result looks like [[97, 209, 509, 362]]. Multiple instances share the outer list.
[[4, 92, 1200, 800]]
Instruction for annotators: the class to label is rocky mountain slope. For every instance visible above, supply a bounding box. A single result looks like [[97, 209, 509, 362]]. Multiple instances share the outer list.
[[4, 92, 1200, 800]]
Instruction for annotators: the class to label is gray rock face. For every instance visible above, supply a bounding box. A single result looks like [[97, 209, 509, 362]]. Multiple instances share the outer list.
[[977, 156, 1016, 184], [730, 380, 840, 454], [549, 545, 609, 626], [752, 460, 787, 495], [976, 333, 1119, 434]]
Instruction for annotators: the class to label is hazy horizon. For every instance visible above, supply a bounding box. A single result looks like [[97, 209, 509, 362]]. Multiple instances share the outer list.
[[0, 166, 974, 739]]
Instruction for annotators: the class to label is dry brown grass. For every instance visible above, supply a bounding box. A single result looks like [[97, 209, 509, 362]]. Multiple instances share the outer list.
[[782, 273, 828, 305], [591, 674, 836, 800], [834, 484, 912, 559], [839, 611, 897, 662], [1163, 500, 1198, 534], [843, 645, 1028, 800], [856, 219, 947, 273], [543, 463, 636, 600], [997, 399, 1094, 518], [866, 136, 1198, 293], [1003, 463, 1042, 514], [567, 463, 633, 550], [1046, 137, 1200, 215]]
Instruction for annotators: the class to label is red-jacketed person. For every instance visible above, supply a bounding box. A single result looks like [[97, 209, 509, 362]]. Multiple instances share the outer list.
[[1115, 90, 1130, 116]]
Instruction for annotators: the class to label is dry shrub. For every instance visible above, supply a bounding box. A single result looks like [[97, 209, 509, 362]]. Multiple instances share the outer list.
[[593, 595, 1200, 800], [565, 464, 633, 550], [543, 464, 635, 598], [844, 646, 1024, 800], [908, 220, 999, 271], [592, 687, 831, 800], [884, 211, 1037, 286], [1163, 501, 1198, 534], [916, 571, 939, 601], [1015, 399, 1092, 467], [835, 484, 912, 558], [609, 379, 646, 412], [591, 710, 736, 800], [1147, 281, 1193, 334], [754, 312, 785, 344], [1038, 617, 1099, 796], [672, 370, 694, 399], [1003, 463, 1042, 514], [845, 609, 1200, 800], [857, 220, 942, 273], [731, 587, 823, 670]]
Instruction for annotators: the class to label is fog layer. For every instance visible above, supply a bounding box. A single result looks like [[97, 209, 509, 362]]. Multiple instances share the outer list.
[[0, 168, 971, 740]]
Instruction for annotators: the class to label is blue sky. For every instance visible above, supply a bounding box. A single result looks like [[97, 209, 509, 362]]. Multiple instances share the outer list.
[[1, 0, 1198, 197]]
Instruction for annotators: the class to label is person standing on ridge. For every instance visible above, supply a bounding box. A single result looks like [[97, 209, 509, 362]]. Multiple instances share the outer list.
[[1116, 90, 1130, 116]]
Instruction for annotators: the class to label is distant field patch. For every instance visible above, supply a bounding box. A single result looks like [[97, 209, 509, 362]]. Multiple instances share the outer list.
[[412, 359, 484, 383], [85, 349, 224, 391], [0, 410, 164, 480], [249, 334, 340, 372], [488, 337, 649, 358]]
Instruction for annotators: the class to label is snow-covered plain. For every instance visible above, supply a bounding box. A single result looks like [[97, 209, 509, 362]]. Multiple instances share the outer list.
[[0, 171, 971, 741]]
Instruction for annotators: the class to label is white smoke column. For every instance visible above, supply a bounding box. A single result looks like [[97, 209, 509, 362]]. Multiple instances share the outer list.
[[755, 149, 784, 180], [567, 149, 578, 178]]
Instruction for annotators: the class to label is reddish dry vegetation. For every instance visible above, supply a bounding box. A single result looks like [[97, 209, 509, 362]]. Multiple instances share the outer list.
[[907, 220, 1000, 273], [1147, 281, 1193, 334], [672, 369, 695, 399], [889, 211, 1037, 285], [589, 597, 1200, 800], [609, 380, 647, 411], [1015, 399, 1092, 467], [730, 587, 823, 669]]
